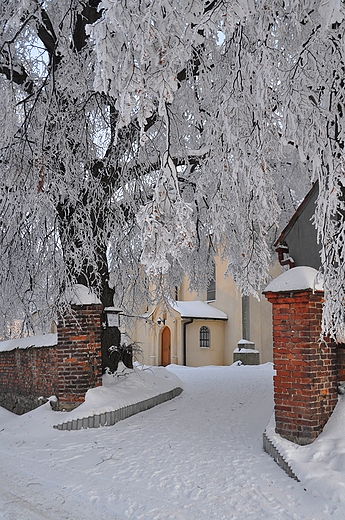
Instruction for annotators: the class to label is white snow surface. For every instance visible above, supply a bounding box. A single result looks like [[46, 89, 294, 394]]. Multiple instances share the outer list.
[[71, 283, 102, 305], [266, 394, 345, 505], [0, 333, 57, 352], [56, 363, 182, 422], [171, 300, 228, 319], [264, 266, 324, 293], [238, 338, 255, 345], [1, 363, 345, 519]]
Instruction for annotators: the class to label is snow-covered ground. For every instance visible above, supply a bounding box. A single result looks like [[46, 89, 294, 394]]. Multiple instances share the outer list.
[[1, 362, 345, 519]]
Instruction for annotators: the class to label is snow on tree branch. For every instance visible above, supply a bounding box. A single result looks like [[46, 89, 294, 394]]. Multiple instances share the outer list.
[[137, 152, 196, 275], [1, 0, 345, 340]]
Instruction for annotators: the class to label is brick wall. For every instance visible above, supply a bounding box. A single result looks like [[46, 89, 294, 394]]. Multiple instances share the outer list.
[[337, 344, 345, 382], [0, 304, 102, 414], [0, 345, 60, 414], [265, 289, 338, 445]]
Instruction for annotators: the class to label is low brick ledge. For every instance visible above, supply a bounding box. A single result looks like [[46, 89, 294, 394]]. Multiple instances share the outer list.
[[53, 387, 183, 431], [263, 431, 300, 482]]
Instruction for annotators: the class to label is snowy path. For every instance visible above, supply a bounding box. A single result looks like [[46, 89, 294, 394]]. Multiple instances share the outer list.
[[0, 364, 344, 519]]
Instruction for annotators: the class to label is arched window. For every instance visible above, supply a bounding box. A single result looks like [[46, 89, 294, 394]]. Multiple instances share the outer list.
[[199, 326, 210, 348]]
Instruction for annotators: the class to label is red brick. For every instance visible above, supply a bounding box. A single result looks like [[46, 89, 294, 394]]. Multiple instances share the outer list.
[[0, 304, 103, 411], [265, 288, 339, 445]]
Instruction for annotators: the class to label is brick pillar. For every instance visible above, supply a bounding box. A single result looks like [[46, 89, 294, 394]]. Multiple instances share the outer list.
[[56, 304, 103, 410], [264, 289, 337, 445]]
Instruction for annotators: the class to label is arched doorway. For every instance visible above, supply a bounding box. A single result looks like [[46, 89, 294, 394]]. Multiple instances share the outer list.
[[161, 326, 171, 366]]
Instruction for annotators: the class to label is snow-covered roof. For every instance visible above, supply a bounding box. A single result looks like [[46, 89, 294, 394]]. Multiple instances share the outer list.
[[171, 300, 228, 320], [263, 266, 323, 293], [71, 284, 102, 305]]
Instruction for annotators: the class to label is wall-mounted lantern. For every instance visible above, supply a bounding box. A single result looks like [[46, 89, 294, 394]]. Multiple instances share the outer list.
[[104, 307, 122, 328]]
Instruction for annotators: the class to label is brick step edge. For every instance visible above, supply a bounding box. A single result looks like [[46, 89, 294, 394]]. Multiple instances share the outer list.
[[263, 431, 300, 482], [53, 387, 183, 431]]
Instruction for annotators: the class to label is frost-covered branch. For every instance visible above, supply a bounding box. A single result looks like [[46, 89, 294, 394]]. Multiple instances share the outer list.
[[1, 0, 345, 342]]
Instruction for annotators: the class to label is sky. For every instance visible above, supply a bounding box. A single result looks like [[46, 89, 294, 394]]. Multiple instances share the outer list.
[[1, 362, 345, 519]]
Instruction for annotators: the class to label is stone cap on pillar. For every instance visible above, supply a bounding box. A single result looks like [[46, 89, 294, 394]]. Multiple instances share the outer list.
[[263, 266, 323, 294]]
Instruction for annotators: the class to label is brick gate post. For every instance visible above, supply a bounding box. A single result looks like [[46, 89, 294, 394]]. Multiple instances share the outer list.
[[264, 267, 337, 445], [56, 285, 103, 410]]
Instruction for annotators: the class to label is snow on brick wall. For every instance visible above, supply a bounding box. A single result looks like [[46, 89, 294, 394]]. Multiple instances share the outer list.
[[0, 304, 103, 414]]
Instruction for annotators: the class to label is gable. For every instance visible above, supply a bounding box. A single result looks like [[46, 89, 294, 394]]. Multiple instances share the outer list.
[[275, 182, 321, 269]]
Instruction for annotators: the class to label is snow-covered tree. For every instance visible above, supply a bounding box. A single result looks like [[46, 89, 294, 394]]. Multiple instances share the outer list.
[[0, 0, 163, 337], [0, 0, 344, 341]]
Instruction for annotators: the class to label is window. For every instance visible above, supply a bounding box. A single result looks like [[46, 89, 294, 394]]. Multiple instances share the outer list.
[[200, 326, 210, 348], [206, 262, 216, 301]]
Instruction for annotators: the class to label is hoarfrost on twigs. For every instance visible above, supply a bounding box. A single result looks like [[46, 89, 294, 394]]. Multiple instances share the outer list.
[[1, 0, 345, 340]]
